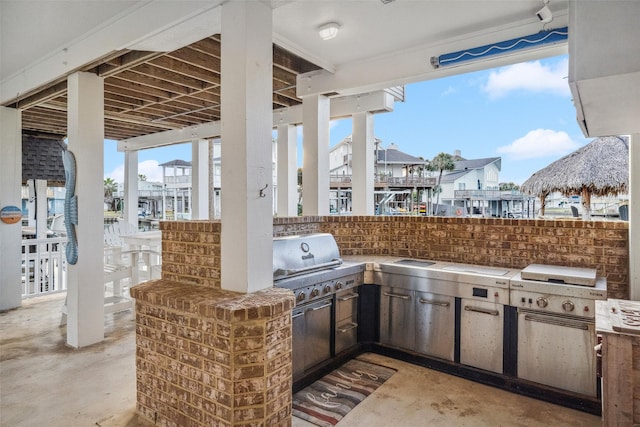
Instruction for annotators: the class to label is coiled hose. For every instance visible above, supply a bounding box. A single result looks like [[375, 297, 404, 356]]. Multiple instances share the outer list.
[[62, 149, 78, 265]]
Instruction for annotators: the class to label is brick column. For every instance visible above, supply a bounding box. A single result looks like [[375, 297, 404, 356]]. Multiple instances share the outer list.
[[131, 282, 294, 426]]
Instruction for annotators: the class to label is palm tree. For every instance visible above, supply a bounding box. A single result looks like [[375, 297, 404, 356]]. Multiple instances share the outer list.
[[104, 177, 118, 211], [428, 152, 455, 215]]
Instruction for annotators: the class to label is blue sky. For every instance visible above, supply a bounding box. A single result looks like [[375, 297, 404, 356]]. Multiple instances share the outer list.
[[104, 54, 589, 186]]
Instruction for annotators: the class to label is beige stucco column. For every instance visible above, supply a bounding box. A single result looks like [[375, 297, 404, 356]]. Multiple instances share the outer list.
[[220, 1, 273, 293], [66, 71, 105, 347], [0, 106, 22, 311], [352, 111, 375, 215]]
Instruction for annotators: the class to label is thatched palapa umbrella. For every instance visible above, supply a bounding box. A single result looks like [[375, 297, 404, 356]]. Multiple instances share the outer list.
[[520, 136, 628, 219]]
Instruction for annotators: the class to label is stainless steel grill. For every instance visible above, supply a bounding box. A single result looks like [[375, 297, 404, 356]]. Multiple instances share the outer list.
[[272, 233, 365, 380], [273, 233, 365, 305]]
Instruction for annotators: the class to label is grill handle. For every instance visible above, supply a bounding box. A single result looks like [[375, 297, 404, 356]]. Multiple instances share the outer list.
[[309, 302, 332, 312], [274, 259, 342, 279], [337, 323, 358, 333], [419, 298, 450, 307], [464, 306, 499, 316], [337, 293, 359, 302], [383, 292, 411, 300]]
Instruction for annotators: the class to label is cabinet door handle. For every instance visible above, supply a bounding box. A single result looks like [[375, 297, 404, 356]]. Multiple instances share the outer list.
[[383, 292, 410, 300], [338, 293, 359, 301], [524, 313, 589, 330], [310, 302, 332, 311], [464, 306, 499, 316], [418, 298, 450, 307], [292, 312, 304, 319], [337, 323, 358, 333]]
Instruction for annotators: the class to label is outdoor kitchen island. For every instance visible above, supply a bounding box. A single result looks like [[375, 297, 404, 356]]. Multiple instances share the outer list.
[[130, 216, 627, 426]]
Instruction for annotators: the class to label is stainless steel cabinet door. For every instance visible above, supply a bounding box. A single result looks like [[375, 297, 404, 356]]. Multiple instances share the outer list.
[[292, 308, 305, 380], [415, 292, 455, 361], [379, 286, 415, 350], [517, 310, 596, 396], [304, 297, 333, 370], [460, 299, 504, 374]]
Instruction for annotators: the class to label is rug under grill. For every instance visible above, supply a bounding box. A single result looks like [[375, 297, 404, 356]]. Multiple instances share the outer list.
[[292, 357, 397, 426]]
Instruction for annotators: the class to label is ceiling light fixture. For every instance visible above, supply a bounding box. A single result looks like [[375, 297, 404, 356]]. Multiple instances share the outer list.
[[318, 22, 340, 41]]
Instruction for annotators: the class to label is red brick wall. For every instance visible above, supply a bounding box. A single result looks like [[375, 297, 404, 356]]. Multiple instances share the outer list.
[[161, 216, 629, 299], [323, 216, 629, 299]]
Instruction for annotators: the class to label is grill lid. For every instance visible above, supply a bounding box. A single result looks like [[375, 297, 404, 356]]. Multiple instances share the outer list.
[[520, 264, 597, 287], [273, 233, 342, 280]]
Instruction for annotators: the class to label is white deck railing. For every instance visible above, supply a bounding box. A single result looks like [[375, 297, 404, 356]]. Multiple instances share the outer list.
[[21, 237, 68, 298]]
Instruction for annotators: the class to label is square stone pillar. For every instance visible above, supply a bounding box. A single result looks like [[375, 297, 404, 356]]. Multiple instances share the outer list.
[[131, 281, 294, 426]]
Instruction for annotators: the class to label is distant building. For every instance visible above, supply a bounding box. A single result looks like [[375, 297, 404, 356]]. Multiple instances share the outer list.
[[436, 151, 527, 217], [329, 136, 434, 214]]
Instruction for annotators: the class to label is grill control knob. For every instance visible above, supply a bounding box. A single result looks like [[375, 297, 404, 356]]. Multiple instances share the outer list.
[[310, 288, 320, 298], [536, 297, 549, 308], [335, 281, 343, 290], [562, 300, 575, 312], [297, 292, 306, 302], [324, 285, 332, 294]]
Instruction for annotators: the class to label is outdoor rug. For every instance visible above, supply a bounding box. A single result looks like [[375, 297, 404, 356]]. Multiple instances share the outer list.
[[292, 358, 397, 426]]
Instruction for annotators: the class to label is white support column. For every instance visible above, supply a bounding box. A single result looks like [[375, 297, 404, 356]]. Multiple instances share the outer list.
[[630, 134, 640, 300], [0, 106, 22, 311], [27, 180, 35, 227], [35, 179, 48, 239], [123, 150, 138, 227], [173, 189, 177, 219], [66, 71, 105, 348], [351, 112, 375, 215], [191, 138, 209, 220], [302, 94, 331, 216], [277, 124, 298, 217], [220, 1, 272, 293]]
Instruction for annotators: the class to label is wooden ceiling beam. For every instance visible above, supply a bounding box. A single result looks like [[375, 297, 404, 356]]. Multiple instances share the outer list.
[[107, 77, 176, 100], [273, 44, 319, 74], [111, 70, 193, 96], [147, 56, 220, 85], [166, 47, 221, 74], [96, 51, 164, 77], [129, 63, 209, 91]]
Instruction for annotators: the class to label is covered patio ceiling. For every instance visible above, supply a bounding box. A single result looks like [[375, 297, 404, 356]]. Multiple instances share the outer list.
[[1, 0, 573, 143], [6, 37, 320, 141]]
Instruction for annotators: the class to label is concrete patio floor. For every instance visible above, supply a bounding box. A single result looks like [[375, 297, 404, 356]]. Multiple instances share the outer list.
[[1, 293, 601, 427]]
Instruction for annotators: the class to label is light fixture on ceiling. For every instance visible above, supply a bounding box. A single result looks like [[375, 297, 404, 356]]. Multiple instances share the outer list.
[[536, 0, 553, 24], [318, 22, 340, 41], [430, 26, 567, 68]]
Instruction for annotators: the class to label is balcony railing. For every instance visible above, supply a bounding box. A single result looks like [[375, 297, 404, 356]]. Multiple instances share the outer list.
[[454, 190, 528, 200], [329, 174, 436, 188], [164, 175, 192, 185], [22, 237, 68, 298]]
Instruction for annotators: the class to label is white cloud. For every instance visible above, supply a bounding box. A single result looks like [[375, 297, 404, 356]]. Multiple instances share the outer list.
[[139, 160, 163, 182], [497, 129, 580, 160], [441, 86, 457, 96], [483, 58, 570, 99], [104, 160, 163, 183], [105, 164, 124, 183]]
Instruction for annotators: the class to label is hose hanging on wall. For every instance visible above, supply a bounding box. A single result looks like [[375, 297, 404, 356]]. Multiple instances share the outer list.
[[62, 149, 79, 265]]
